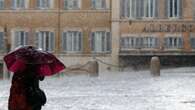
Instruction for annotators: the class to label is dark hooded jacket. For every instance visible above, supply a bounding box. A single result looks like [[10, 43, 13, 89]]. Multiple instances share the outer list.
[[8, 66, 46, 110]]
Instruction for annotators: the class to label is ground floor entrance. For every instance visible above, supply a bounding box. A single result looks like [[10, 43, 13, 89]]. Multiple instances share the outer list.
[[119, 55, 195, 70]]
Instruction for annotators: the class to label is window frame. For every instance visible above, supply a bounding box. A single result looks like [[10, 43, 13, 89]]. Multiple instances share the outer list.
[[0, 0, 4, 10], [0, 31, 4, 52], [12, 0, 28, 9], [121, 0, 158, 19], [121, 0, 137, 19], [164, 34, 183, 49], [190, 33, 195, 49], [62, 30, 83, 53], [166, 0, 182, 19], [90, 30, 111, 54], [64, 0, 81, 10], [14, 30, 28, 48], [36, 31, 55, 52], [91, 0, 106, 10], [37, 0, 53, 9], [120, 34, 159, 50], [143, 0, 157, 19]]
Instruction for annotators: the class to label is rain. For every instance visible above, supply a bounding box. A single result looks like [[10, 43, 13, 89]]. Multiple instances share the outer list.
[[1, 67, 195, 110]]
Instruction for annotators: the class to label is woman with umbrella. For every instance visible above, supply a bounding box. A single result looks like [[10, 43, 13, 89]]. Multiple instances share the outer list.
[[4, 46, 65, 110]]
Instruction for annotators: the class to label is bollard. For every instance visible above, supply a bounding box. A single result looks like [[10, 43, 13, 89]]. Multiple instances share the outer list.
[[88, 61, 99, 77], [150, 56, 160, 76]]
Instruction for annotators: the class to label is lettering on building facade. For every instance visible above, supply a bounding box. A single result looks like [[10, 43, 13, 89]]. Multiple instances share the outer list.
[[143, 24, 195, 33]]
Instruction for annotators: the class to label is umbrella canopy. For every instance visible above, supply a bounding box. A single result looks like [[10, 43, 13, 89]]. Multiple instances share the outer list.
[[4, 46, 65, 76]]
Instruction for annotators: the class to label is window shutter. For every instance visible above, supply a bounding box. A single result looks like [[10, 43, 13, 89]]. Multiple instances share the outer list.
[[101, 0, 106, 9], [12, 0, 16, 9], [192, 38, 195, 48], [140, 37, 143, 48], [136, 0, 141, 18], [24, 32, 28, 45], [36, 32, 43, 49], [49, 0, 53, 8], [101, 32, 105, 52], [190, 33, 195, 48], [135, 37, 139, 48], [47, 0, 50, 8], [91, 32, 95, 52], [64, 0, 68, 9], [49, 32, 55, 52], [178, 0, 182, 18], [142, 37, 146, 48], [78, 0, 81, 9], [126, 0, 130, 17], [120, 38, 124, 48], [35, 32, 39, 48], [25, 0, 29, 8], [106, 32, 111, 52], [165, 0, 168, 17], [120, 0, 125, 17], [62, 32, 67, 51], [178, 37, 183, 49], [21, 0, 25, 8], [140, 0, 144, 18], [78, 32, 82, 51], [15, 32, 20, 47], [131, 0, 136, 18], [36, 0, 39, 8], [73, 0, 78, 9], [73, 32, 77, 51], [0, 0, 4, 9], [190, 38, 193, 48], [0, 32, 4, 49], [155, 0, 158, 18], [92, 0, 96, 9], [37, 0, 41, 8], [66, 32, 71, 51], [124, 37, 129, 48], [164, 37, 168, 48], [155, 37, 159, 48]]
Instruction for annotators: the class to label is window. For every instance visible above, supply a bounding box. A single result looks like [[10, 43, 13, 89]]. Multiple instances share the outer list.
[[91, 31, 111, 53], [0, 0, 4, 9], [62, 31, 82, 53], [12, 0, 27, 9], [142, 37, 159, 48], [143, 0, 157, 18], [36, 31, 55, 52], [14, 31, 28, 48], [121, 36, 159, 49], [121, 37, 136, 48], [64, 0, 80, 10], [164, 35, 183, 49], [166, 0, 182, 18], [0, 32, 4, 51], [37, 0, 53, 9], [92, 0, 106, 9], [190, 33, 195, 49], [121, 0, 136, 18], [121, 0, 158, 19]]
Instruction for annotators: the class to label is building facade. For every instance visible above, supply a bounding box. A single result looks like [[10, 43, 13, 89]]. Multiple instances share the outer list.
[[0, 0, 195, 78]]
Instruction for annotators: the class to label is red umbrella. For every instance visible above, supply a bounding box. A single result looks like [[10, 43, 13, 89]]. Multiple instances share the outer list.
[[4, 46, 65, 76]]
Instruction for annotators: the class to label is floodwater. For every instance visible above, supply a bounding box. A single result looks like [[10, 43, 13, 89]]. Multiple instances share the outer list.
[[1, 67, 195, 110]]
